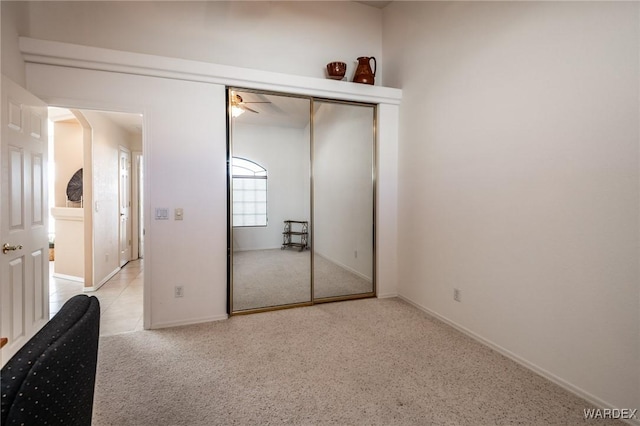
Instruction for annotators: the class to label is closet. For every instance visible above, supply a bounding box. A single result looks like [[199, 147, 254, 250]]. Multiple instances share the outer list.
[[228, 88, 376, 314]]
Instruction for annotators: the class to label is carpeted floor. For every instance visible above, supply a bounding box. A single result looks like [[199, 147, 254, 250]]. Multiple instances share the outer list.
[[232, 249, 372, 311], [92, 298, 618, 425], [233, 249, 311, 311]]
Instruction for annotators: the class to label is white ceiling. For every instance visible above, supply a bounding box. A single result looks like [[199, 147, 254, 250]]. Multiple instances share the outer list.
[[51, 92, 310, 135], [48, 107, 76, 122], [355, 1, 393, 9], [101, 111, 143, 135], [49, 107, 143, 135], [232, 91, 311, 129]]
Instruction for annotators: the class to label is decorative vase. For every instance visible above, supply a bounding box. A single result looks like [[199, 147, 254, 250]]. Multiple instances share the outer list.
[[353, 56, 376, 85]]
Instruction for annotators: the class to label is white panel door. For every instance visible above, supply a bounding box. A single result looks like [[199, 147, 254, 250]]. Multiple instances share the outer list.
[[119, 146, 131, 266], [1, 76, 49, 366]]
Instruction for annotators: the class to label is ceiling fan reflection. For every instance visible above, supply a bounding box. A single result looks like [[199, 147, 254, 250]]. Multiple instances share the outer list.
[[231, 93, 271, 116]]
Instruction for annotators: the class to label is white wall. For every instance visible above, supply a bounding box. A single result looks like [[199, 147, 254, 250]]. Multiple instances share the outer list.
[[1, 1, 28, 86], [51, 207, 84, 280], [232, 122, 310, 251], [384, 1, 639, 412], [128, 132, 142, 152], [53, 120, 83, 207], [375, 103, 399, 299], [81, 110, 134, 288], [26, 64, 228, 327], [51, 119, 84, 281], [313, 102, 374, 280], [25, 1, 383, 82], [8, 0, 400, 329]]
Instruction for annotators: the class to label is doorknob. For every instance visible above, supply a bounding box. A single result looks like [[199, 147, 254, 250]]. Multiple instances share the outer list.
[[2, 243, 23, 254]]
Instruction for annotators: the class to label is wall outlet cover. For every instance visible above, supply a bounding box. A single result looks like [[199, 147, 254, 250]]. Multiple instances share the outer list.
[[175, 286, 184, 298]]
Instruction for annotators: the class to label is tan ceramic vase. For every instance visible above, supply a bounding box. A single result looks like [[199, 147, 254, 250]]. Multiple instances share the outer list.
[[353, 56, 376, 85]]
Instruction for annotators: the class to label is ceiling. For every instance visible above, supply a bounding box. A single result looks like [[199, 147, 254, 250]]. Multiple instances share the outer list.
[[50, 93, 309, 131], [355, 1, 393, 9], [49, 107, 143, 135], [99, 111, 143, 135], [48, 107, 76, 122], [232, 91, 310, 129]]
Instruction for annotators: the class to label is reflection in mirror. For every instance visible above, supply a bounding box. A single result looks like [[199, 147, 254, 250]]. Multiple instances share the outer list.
[[313, 101, 375, 299], [230, 90, 311, 312]]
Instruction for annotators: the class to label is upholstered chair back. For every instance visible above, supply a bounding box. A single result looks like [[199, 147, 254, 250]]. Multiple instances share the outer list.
[[1, 294, 100, 426]]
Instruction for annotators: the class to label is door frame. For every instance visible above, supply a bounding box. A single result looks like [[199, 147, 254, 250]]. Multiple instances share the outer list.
[[50, 104, 148, 326]]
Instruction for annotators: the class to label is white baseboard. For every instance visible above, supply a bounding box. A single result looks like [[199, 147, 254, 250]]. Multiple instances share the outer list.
[[52, 272, 84, 283], [377, 292, 398, 299], [233, 246, 282, 252], [83, 267, 120, 292], [398, 295, 640, 426], [150, 314, 229, 330], [315, 251, 372, 282]]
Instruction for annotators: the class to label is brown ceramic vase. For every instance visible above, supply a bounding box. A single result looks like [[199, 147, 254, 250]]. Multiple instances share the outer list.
[[353, 56, 376, 85]]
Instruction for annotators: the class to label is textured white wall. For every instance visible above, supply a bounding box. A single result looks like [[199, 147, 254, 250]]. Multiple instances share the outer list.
[[25, 1, 383, 82], [384, 1, 639, 411]]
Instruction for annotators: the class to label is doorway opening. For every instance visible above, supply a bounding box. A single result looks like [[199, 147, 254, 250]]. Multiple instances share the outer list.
[[47, 107, 145, 335]]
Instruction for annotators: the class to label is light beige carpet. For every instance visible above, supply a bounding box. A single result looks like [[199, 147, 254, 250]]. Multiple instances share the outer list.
[[232, 249, 372, 311], [92, 298, 619, 425], [232, 249, 311, 311]]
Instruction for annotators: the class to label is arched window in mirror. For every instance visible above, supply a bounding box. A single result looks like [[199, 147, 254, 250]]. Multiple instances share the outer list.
[[232, 157, 267, 227]]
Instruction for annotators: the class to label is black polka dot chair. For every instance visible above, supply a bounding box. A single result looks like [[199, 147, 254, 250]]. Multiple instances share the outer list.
[[1, 294, 100, 426]]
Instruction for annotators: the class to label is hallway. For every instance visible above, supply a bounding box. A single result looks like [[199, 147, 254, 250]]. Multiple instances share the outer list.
[[49, 260, 144, 336]]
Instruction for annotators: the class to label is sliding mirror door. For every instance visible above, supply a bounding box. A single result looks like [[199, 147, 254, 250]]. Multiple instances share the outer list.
[[229, 89, 312, 312], [312, 101, 375, 300], [229, 90, 376, 313]]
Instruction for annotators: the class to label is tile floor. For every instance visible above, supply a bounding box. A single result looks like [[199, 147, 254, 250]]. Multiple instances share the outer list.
[[49, 259, 144, 336]]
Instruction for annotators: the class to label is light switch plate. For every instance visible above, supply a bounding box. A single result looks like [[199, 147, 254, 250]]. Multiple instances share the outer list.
[[175, 208, 184, 221], [155, 208, 169, 220]]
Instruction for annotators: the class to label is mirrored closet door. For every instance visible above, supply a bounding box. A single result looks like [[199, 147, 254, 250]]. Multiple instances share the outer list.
[[229, 90, 312, 312], [312, 100, 375, 301], [228, 88, 376, 314]]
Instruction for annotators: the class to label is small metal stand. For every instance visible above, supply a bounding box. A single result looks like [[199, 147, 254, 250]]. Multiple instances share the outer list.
[[281, 220, 308, 251]]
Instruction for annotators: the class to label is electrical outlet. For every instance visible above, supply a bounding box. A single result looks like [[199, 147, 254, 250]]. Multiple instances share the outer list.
[[175, 286, 184, 298], [453, 288, 461, 302]]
